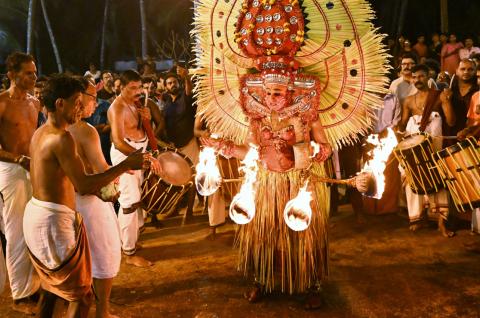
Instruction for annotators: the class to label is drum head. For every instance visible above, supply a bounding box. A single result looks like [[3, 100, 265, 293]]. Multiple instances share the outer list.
[[156, 151, 192, 186], [397, 134, 427, 150]]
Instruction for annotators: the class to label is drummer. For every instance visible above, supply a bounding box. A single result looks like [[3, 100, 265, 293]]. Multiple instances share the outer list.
[[457, 66, 480, 237], [108, 70, 162, 267], [397, 64, 456, 237]]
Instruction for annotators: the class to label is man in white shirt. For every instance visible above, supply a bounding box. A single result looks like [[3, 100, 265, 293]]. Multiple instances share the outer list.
[[459, 36, 480, 60]]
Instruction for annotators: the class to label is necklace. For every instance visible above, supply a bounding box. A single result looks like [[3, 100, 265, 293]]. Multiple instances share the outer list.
[[414, 93, 427, 112]]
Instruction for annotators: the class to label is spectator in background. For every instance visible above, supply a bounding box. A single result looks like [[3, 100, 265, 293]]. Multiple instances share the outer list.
[[429, 32, 443, 62], [97, 71, 116, 101], [459, 36, 480, 60], [136, 56, 145, 74], [436, 71, 451, 90], [402, 39, 419, 64], [33, 81, 47, 127], [389, 53, 417, 107], [113, 77, 122, 97], [142, 61, 156, 76], [413, 35, 428, 60], [441, 33, 463, 75], [84, 62, 101, 82]]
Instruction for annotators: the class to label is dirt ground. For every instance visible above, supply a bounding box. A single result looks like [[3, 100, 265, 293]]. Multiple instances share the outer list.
[[1, 204, 480, 318]]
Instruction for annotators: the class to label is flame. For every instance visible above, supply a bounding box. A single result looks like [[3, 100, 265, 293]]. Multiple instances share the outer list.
[[310, 141, 320, 158], [361, 127, 398, 199], [229, 145, 259, 224], [283, 182, 313, 231], [195, 147, 222, 196]]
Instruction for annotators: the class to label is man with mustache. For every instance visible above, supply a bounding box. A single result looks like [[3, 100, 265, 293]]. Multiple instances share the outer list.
[[397, 64, 456, 237], [97, 71, 116, 102], [0, 52, 41, 315], [108, 69, 162, 268]]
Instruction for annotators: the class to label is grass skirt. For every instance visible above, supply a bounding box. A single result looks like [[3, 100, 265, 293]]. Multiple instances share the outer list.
[[235, 162, 330, 294]]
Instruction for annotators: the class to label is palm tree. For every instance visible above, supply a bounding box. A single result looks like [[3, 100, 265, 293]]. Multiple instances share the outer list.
[[39, 0, 62, 73], [139, 0, 147, 58], [26, 0, 37, 54], [100, 0, 109, 69]]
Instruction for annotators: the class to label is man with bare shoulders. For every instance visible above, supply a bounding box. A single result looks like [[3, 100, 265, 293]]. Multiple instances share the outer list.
[[23, 75, 146, 318], [108, 70, 162, 267], [67, 77, 123, 318], [397, 64, 456, 237], [0, 52, 41, 314]]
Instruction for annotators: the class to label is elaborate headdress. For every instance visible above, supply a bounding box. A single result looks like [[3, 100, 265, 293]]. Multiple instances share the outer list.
[[192, 0, 390, 148]]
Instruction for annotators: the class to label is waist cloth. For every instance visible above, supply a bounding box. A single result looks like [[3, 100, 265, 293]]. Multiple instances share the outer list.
[[23, 197, 92, 301]]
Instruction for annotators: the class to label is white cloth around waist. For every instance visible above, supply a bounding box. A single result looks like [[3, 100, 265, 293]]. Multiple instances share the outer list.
[[23, 197, 77, 270]]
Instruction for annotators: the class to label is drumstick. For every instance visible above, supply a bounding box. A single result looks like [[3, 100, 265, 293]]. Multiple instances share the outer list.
[[431, 135, 458, 140]]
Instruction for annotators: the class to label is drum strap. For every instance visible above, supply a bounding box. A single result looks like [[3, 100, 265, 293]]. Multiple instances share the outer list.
[[419, 89, 441, 132]]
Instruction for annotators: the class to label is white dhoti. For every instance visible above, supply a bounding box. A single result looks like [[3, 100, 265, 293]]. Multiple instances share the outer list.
[[23, 198, 92, 301], [75, 194, 121, 278], [0, 162, 39, 299], [110, 138, 148, 255], [403, 112, 449, 223], [0, 194, 6, 293]]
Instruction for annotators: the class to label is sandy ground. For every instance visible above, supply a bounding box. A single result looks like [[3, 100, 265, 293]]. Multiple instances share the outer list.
[[1, 204, 480, 318]]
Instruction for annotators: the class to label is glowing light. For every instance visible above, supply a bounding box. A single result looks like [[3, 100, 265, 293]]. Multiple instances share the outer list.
[[195, 147, 222, 196], [361, 127, 398, 199], [284, 182, 313, 231], [229, 145, 259, 224]]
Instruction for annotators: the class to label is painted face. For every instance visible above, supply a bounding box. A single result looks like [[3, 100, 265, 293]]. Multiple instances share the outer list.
[[10, 61, 37, 91], [81, 84, 98, 118], [121, 80, 143, 102], [264, 82, 289, 111]]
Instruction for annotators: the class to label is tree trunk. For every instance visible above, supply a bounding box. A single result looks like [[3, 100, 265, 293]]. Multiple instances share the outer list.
[[39, 0, 63, 73], [396, 0, 409, 37], [440, 0, 449, 33], [26, 0, 37, 54], [100, 0, 110, 70], [139, 0, 147, 59]]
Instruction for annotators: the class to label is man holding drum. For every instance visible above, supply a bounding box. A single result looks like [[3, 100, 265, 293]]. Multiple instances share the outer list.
[[108, 70, 162, 268], [397, 64, 456, 237]]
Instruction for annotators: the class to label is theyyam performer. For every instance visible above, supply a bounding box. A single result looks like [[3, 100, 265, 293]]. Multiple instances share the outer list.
[[192, 0, 389, 308]]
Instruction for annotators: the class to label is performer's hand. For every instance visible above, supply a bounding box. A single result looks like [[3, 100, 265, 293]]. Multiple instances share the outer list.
[[138, 107, 151, 121], [124, 149, 147, 170], [313, 143, 332, 162], [440, 88, 452, 103], [457, 128, 469, 140], [147, 154, 163, 176], [16, 155, 30, 171], [176, 65, 189, 79]]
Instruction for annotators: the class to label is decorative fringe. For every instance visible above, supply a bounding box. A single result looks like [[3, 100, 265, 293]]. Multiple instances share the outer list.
[[235, 162, 330, 294], [191, 0, 390, 150]]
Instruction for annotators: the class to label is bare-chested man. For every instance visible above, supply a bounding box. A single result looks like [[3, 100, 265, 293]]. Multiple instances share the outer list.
[[0, 52, 41, 314], [67, 77, 123, 318], [108, 69, 162, 267], [398, 64, 455, 237], [23, 75, 147, 318]]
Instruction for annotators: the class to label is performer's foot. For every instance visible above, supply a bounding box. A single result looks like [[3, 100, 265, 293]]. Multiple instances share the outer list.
[[304, 292, 324, 310], [125, 255, 153, 267], [438, 218, 455, 238], [243, 285, 262, 303], [12, 297, 36, 316], [409, 223, 424, 232]]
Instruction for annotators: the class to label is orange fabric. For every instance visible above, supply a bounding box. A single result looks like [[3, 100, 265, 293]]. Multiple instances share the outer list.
[[28, 218, 92, 302]]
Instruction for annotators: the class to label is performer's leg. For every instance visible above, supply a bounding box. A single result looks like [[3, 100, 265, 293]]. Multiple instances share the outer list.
[[471, 208, 480, 234], [0, 167, 40, 314], [406, 186, 425, 231], [208, 191, 226, 238], [66, 290, 93, 318], [119, 207, 152, 267], [93, 278, 118, 318], [36, 290, 57, 318], [428, 190, 454, 238]]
